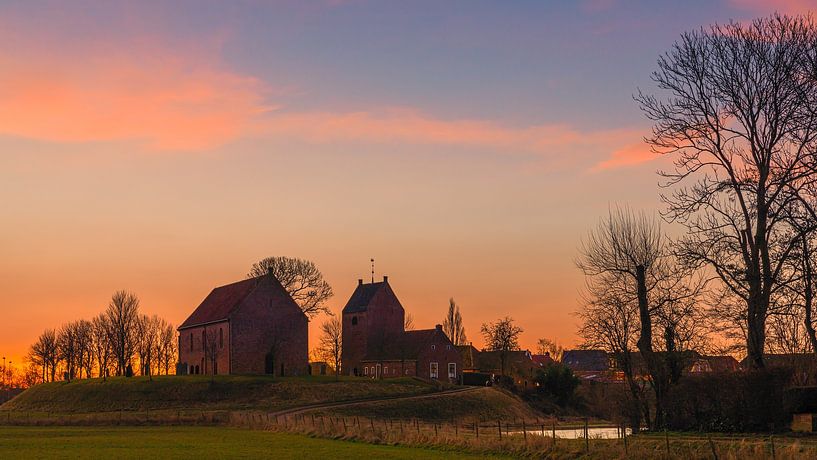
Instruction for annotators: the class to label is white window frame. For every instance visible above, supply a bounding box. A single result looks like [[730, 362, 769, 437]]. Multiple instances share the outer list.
[[430, 362, 439, 379], [448, 362, 456, 379], [364, 366, 368, 375]]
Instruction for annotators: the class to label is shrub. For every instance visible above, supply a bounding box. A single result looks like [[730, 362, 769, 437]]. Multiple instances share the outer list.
[[663, 369, 794, 432], [532, 364, 580, 406]]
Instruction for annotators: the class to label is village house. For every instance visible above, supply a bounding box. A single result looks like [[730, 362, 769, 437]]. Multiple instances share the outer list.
[[341, 276, 462, 382], [454, 345, 550, 387], [177, 270, 308, 376]]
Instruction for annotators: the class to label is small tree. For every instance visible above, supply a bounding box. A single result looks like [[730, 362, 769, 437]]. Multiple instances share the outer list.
[[91, 314, 112, 380], [443, 298, 468, 345], [480, 317, 523, 378], [404, 313, 415, 331], [318, 317, 343, 381], [535, 338, 564, 360], [534, 363, 580, 407], [248, 256, 334, 319]]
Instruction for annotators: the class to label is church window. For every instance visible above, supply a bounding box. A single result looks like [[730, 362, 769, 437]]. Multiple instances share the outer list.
[[219, 328, 224, 349], [351, 316, 358, 326]]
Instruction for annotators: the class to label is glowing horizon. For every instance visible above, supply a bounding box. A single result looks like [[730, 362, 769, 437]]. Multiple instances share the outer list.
[[1, 0, 811, 368]]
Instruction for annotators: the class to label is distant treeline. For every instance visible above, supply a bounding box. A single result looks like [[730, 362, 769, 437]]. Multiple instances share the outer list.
[[27, 290, 177, 383]]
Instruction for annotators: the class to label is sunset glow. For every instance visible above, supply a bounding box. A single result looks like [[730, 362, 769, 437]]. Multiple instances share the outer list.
[[0, 0, 803, 369]]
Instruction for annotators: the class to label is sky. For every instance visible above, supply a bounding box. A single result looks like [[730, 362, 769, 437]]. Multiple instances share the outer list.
[[1, 0, 814, 368]]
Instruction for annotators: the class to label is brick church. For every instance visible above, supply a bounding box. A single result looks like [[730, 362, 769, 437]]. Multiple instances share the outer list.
[[342, 276, 462, 382], [177, 270, 308, 376]]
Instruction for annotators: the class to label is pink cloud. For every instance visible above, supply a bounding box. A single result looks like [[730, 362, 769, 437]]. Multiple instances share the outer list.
[[0, 37, 272, 151], [728, 0, 816, 15], [591, 142, 656, 171]]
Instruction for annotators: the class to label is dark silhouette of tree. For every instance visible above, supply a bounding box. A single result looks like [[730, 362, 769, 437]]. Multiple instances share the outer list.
[[443, 298, 467, 345], [318, 317, 342, 380], [105, 290, 140, 376], [636, 14, 817, 370], [248, 256, 334, 319], [535, 338, 563, 360], [480, 317, 523, 378], [28, 329, 58, 382], [404, 312, 415, 331], [203, 326, 220, 380], [576, 207, 706, 429], [91, 314, 112, 380]]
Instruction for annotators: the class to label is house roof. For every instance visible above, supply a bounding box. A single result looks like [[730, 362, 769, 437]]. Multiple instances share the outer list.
[[179, 277, 261, 330], [561, 349, 609, 372], [342, 281, 386, 314], [740, 353, 817, 369], [532, 353, 555, 366], [700, 355, 740, 373]]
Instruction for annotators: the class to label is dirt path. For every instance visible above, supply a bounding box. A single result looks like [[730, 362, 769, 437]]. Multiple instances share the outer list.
[[270, 386, 481, 417]]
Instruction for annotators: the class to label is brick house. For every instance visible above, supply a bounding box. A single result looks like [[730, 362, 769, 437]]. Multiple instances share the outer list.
[[341, 276, 462, 382], [177, 270, 308, 376]]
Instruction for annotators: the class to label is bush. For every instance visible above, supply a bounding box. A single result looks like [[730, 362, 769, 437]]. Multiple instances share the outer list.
[[663, 369, 794, 432], [533, 364, 580, 407]]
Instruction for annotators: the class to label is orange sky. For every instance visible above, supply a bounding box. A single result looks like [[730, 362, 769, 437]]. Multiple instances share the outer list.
[[0, 0, 802, 368]]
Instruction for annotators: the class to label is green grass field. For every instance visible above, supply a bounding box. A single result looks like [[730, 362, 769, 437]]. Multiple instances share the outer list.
[[1, 375, 443, 413], [0, 426, 509, 459]]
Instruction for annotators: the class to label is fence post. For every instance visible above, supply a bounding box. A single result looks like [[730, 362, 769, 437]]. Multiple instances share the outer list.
[[522, 420, 527, 444], [623, 424, 628, 454], [770, 435, 776, 460], [434, 423, 438, 437], [584, 417, 589, 453], [497, 420, 502, 440], [708, 433, 718, 460]]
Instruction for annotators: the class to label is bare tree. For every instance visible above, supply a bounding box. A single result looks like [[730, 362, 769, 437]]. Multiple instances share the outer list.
[[91, 314, 113, 380], [248, 256, 334, 319], [318, 317, 342, 380], [443, 298, 468, 345], [576, 207, 679, 428], [577, 286, 646, 431], [135, 314, 160, 380], [105, 290, 140, 376], [480, 317, 523, 378], [404, 312, 415, 331], [28, 329, 58, 383], [57, 322, 83, 381], [636, 14, 817, 369], [156, 319, 177, 375], [535, 338, 564, 360]]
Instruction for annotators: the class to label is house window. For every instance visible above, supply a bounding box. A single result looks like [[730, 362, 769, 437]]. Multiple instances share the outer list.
[[430, 362, 439, 379], [448, 363, 457, 379], [405, 369, 409, 375], [384, 366, 388, 375], [447, 345, 451, 350], [352, 316, 358, 326], [364, 367, 368, 375], [431, 344, 436, 351], [219, 328, 224, 349]]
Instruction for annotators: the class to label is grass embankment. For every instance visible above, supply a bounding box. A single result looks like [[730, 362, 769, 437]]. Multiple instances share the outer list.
[[315, 387, 539, 422], [0, 426, 510, 459], [1, 375, 441, 413]]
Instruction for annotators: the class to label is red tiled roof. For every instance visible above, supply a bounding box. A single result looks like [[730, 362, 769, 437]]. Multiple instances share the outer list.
[[178, 277, 260, 330]]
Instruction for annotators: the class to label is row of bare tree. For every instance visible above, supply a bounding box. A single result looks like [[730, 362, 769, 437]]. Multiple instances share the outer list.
[[27, 291, 177, 383], [576, 14, 817, 431]]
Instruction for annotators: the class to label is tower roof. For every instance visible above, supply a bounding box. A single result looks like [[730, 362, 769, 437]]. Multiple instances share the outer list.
[[342, 281, 386, 313]]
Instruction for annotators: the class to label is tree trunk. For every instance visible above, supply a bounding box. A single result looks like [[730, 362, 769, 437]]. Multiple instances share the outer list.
[[803, 237, 817, 355], [619, 350, 643, 433], [634, 264, 667, 429]]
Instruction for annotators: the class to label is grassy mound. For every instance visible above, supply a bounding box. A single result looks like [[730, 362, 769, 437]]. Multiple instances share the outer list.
[[1, 375, 439, 413], [316, 387, 540, 422]]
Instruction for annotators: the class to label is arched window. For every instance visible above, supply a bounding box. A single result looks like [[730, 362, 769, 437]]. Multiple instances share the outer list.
[[364, 367, 368, 375], [351, 316, 358, 326], [219, 328, 224, 349]]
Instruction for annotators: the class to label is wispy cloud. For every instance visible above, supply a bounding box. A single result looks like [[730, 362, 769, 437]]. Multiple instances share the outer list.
[[728, 0, 816, 15], [0, 35, 272, 150]]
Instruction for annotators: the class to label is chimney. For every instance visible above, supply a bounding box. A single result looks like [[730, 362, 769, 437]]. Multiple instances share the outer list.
[[383, 275, 388, 283], [435, 324, 442, 331], [358, 279, 363, 285]]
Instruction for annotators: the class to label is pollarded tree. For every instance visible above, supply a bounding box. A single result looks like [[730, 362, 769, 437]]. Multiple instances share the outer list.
[[637, 14, 817, 369], [443, 298, 468, 345], [248, 256, 334, 319]]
